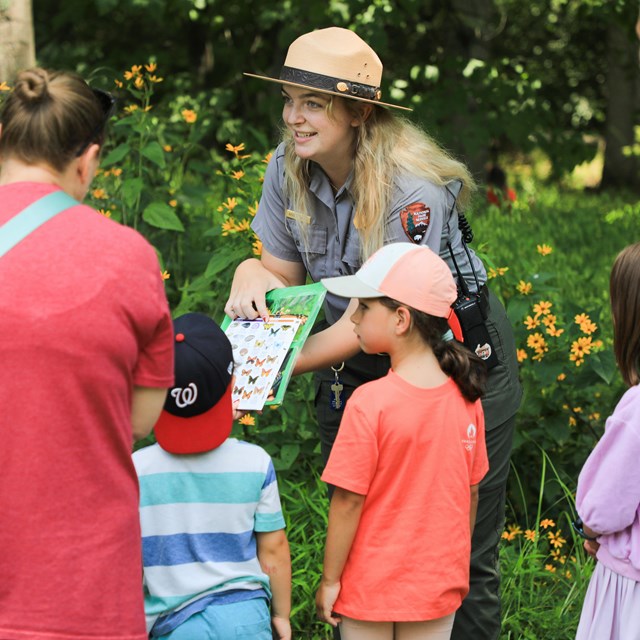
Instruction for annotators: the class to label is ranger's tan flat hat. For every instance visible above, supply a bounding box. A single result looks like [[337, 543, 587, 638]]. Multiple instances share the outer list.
[[244, 27, 412, 111]]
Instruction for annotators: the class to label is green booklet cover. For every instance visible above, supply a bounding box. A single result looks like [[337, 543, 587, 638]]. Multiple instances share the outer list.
[[221, 282, 326, 409]]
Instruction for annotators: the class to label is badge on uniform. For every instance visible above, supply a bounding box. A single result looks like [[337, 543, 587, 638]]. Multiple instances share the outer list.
[[400, 202, 431, 243]]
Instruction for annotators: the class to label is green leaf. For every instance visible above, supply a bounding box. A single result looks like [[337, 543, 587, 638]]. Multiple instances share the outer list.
[[273, 443, 300, 471], [590, 349, 617, 384], [102, 143, 130, 167], [141, 141, 166, 168], [204, 249, 235, 278], [121, 177, 144, 207], [142, 202, 184, 231]]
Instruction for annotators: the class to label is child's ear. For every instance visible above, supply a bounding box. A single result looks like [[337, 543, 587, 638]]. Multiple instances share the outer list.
[[395, 306, 412, 335]]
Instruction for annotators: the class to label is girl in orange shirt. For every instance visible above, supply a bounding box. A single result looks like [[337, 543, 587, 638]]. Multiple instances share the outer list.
[[316, 243, 488, 640]]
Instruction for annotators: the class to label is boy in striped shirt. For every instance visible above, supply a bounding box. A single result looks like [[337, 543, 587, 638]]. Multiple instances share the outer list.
[[133, 313, 291, 639]]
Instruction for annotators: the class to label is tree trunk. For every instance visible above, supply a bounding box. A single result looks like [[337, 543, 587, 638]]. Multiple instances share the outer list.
[[0, 0, 36, 83], [601, 18, 640, 192]]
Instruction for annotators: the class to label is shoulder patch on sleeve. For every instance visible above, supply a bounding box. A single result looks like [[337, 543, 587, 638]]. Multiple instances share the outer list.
[[400, 202, 431, 243]]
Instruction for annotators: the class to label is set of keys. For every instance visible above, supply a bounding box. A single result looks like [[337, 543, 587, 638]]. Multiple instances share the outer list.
[[330, 362, 345, 410]]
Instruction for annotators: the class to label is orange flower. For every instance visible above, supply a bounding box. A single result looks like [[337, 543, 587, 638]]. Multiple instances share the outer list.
[[134, 76, 145, 89], [524, 529, 536, 542], [557, 373, 566, 381], [124, 104, 139, 113], [221, 218, 236, 236], [114, 79, 123, 88], [517, 280, 533, 295], [548, 530, 566, 549], [248, 202, 258, 217], [516, 349, 528, 363], [231, 170, 245, 180], [533, 301, 552, 316], [537, 244, 553, 256], [524, 315, 540, 330], [169, 199, 178, 207], [238, 414, 255, 426], [546, 325, 565, 337], [163, 145, 173, 152], [181, 109, 197, 124], [252, 239, 263, 257], [145, 62, 157, 73], [218, 197, 238, 212], [148, 75, 164, 83], [97, 208, 111, 218], [263, 151, 273, 164], [540, 519, 555, 529], [226, 142, 246, 154], [92, 188, 107, 199], [160, 270, 170, 281]]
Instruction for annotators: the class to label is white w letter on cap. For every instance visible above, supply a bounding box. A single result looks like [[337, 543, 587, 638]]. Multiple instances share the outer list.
[[171, 383, 198, 408]]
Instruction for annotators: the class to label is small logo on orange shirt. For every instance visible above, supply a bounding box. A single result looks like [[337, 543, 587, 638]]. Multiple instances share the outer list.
[[462, 423, 477, 451]]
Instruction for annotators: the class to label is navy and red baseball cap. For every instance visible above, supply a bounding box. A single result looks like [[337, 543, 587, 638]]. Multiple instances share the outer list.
[[154, 313, 234, 454]]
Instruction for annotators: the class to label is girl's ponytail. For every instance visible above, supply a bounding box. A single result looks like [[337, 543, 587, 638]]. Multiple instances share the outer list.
[[433, 336, 486, 402]]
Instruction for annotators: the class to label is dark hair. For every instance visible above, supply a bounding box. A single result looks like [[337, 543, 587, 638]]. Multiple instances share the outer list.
[[379, 297, 487, 402], [610, 242, 640, 387], [0, 68, 106, 172]]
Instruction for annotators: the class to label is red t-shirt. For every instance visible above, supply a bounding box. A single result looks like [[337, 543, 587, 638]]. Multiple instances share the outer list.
[[0, 183, 174, 639], [322, 371, 488, 622]]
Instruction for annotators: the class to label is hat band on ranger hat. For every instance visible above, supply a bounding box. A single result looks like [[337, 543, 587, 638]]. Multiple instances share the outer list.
[[280, 66, 382, 102]]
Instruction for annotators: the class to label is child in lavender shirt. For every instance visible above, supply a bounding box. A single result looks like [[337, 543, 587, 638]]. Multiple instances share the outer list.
[[575, 242, 640, 640]]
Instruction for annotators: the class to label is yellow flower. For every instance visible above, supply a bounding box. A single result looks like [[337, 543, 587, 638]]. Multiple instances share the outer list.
[[124, 104, 139, 113], [568, 416, 577, 427], [507, 524, 523, 537], [540, 519, 555, 529], [110, 167, 122, 177], [573, 406, 582, 413], [181, 109, 197, 124], [148, 75, 164, 83], [527, 332, 547, 352], [97, 208, 111, 218], [524, 529, 537, 542], [501, 530, 515, 541], [145, 62, 157, 73], [252, 239, 263, 257], [575, 313, 598, 335], [548, 530, 566, 549], [221, 218, 236, 236], [226, 142, 246, 154], [0, 81, 11, 91], [546, 325, 565, 337], [169, 199, 178, 207], [160, 270, 170, 281], [570, 336, 593, 365], [114, 79, 124, 88], [557, 373, 566, 381], [123, 65, 143, 80], [92, 188, 107, 199], [163, 145, 172, 152], [533, 301, 552, 316], [524, 315, 540, 330], [545, 564, 556, 573], [537, 244, 553, 256], [589, 412, 601, 421], [488, 267, 508, 279], [517, 280, 533, 295], [263, 151, 273, 164], [248, 202, 258, 217], [134, 76, 145, 89], [516, 349, 528, 363], [231, 170, 245, 180], [238, 414, 255, 426], [565, 570, 572, 579], [219, 197, 238, 212], [235, 219, 251, 232]]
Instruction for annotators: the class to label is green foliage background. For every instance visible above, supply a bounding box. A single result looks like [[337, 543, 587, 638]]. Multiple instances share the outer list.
[[2, 1, 639, 636]]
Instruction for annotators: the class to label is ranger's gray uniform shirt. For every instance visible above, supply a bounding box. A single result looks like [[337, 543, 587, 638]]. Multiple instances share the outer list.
[[252, 142, 487, 325]]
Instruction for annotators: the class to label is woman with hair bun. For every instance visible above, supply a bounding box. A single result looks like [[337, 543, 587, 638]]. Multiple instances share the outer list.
[[0, 69, 174, 639]]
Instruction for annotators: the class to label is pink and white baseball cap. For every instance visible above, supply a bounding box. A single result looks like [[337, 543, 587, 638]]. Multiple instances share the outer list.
[[321, 243, 457, 318]]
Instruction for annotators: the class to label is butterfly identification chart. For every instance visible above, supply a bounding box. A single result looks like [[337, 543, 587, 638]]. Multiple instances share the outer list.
[[221, 282, 326, 411]]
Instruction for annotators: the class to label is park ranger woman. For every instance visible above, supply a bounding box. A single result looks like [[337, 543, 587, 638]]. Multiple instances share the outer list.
[[225, 26, 521, 640]]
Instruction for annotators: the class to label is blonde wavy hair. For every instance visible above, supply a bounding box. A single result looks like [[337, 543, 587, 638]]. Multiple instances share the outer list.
[[281, 99, 476, 261]]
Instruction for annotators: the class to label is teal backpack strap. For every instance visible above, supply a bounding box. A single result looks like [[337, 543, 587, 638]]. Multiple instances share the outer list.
[[0, 191, 79, 258]]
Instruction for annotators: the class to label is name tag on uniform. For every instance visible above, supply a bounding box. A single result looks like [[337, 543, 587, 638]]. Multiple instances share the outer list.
[[285, 209, 311, 225]]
